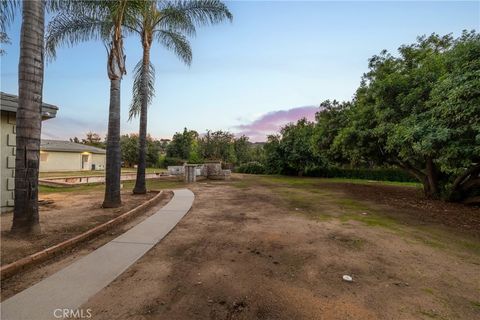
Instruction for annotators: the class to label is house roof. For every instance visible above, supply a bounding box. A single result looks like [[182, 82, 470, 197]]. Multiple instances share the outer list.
[[0, 92, 58, 119], [41, 140, 106, 154]]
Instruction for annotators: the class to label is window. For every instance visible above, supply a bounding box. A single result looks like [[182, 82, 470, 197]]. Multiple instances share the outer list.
[[40, 152, 48, 162]]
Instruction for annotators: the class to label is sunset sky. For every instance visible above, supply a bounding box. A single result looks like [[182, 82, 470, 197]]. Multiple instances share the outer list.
[[1, 1, 478, 142]]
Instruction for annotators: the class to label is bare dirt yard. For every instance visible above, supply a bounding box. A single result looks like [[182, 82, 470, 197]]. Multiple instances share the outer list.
[[1, 190, 158, 265], [82, 174, 479, 320], [2, 174, 479, 319]]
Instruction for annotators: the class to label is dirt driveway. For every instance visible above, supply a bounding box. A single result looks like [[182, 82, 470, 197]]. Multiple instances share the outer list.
[[79, 176, 480, 320]]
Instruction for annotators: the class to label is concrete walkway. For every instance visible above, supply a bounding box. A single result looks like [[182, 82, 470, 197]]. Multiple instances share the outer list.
[[1, 189, 194, 320]]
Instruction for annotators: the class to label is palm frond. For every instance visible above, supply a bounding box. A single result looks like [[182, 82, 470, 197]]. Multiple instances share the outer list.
[[45, 11, 112, 61], [156, 7, 197, 37], [0, 0, 18, 33], [155, 29, 192, 65], [48, 0, 109, 17], [161, 0, 232, 26], [129, 58, 156, 120]]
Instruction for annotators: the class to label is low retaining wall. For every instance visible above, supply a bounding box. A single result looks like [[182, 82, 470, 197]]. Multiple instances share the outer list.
[[0, 190, 164, 280]]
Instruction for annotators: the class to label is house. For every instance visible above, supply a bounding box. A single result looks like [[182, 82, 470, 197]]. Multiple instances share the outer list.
[[40, 140, 106, 172], [1, 92, 58, 212]]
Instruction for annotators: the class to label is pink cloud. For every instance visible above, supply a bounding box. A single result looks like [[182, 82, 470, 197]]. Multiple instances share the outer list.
[[235, 105, 319, 142]]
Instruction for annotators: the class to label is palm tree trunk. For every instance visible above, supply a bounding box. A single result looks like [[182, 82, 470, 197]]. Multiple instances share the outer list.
[[133, 46, 151, 194], [11, 1, 45, 234], [102, 78, 122, 208]]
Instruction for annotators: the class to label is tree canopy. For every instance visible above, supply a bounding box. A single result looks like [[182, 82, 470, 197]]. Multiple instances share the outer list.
[[260, 31, 479, 203]]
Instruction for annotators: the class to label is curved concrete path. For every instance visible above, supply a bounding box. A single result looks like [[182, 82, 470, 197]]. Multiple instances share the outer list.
[[1, 189, 194, 320]]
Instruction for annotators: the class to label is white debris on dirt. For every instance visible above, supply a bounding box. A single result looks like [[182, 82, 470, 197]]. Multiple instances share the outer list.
[[342, 275, 353, 282]]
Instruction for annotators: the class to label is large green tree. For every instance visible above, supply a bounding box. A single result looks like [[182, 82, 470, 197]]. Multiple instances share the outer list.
[[127, 0, 232, 194], [233, 135, 253, 164], [46, 0, 142, 207], [263, 119, 322, 176], [335, 32, 479, 202], [166, 128, 199, 160], [313, 100, 351, 166], [120, 133, 161, 167], [198, 130, 236, 163]]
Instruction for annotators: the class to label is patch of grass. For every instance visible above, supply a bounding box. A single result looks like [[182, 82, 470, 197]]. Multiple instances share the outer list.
[[39, 179, 184, 194], [335, 198, 371, 212], [413, 235, 446, 250], [340, 212, 400, 231], [261, 177, 403, 227], [273, 187, 334, 221], [456, 240, 480, 256], [249, 174, 421, 188], [39, 184, 103, 194], [138, 179, 185, 190], [330, 235, 366, 249], [324, 177, 421, 188], [470, 300, 480, 310], [231, 180, 251, 189], [236, 174, 480, 257], [413, 225, 480, 256], [419, 310, 442, 319], [422, 288, 435, 295]]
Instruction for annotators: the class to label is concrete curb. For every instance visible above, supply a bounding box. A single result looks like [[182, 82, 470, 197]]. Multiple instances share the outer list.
[[0, 190, 164, 280]]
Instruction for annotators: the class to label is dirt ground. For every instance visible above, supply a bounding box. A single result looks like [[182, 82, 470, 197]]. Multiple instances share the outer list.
[[324, 181, 480, 234], [1, 175, 479, 319], [1, 190, 173, 301], [80, 175, 479, 320], [1, 190, 158, 265]]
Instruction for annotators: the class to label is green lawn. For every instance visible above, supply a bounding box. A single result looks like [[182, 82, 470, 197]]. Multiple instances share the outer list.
[[250, 174, 422, 188], [39, 168, 166, 178], [39, 176, 184, 194]]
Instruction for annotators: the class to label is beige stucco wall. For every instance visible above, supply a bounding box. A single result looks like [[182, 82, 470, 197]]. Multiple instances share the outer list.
[[1, 110, 106, 211], [1, 111, 16, 212], [91, 153, 106, 170], [39, 151, 106, 172]]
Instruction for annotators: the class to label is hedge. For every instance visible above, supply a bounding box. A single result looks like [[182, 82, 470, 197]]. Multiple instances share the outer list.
[[236, 163, 417, 183], [303, 167, 417, 182], [163, 157, 185, 167], [236, 161, 266, 174]]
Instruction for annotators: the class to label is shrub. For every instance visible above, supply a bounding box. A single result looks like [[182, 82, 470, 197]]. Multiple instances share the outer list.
[[304, 167, 417, 182], [236, 161, 266, 174], [163, 157, 185, 167]]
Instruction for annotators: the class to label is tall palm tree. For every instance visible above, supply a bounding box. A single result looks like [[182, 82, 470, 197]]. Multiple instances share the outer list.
[[9, 0, 45, 233], [128, 0, 232, 194], [4, 0, 72, 233], [46, 0, 141, 207]]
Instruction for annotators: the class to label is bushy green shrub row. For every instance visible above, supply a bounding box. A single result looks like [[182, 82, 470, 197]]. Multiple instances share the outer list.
[[304, 167, 417, 182], [236, 161, 266, 174], [162, 157, 185, 167], [236, 163, 417, 183]]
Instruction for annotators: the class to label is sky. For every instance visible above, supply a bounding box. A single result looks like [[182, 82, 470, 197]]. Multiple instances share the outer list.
[[1, 1, 479, 142]]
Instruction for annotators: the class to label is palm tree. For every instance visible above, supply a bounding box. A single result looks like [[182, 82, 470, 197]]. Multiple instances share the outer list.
[[8, 0, 44, 233], [3, 0, 72, 233], [128, 0, 232, 194], [46, 0, 141, 207]]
